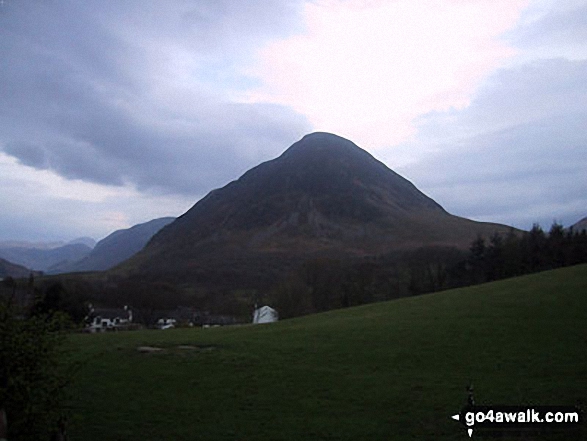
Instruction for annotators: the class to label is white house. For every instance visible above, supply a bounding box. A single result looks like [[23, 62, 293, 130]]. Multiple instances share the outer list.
[[156, 317, 177, 330], [252, 305, 278, 324], [86, 305, 133, 332]]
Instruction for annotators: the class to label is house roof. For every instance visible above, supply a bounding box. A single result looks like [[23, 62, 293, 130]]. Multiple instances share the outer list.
[[92, 308, 129, 319], [253, 305, 278, 324]]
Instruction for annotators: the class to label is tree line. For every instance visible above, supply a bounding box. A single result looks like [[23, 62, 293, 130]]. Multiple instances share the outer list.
[[462, 223, 587, 285], [271, 223, 587, 318]]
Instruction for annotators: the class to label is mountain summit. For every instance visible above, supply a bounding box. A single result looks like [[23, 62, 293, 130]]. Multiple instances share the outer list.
[[149, 132, 446, 246], [120, 132, 512, 289]]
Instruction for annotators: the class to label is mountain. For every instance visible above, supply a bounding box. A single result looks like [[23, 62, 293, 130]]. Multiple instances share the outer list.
[[119, 132, 515, 291], [570, 216, 587, 232], [0, 257, 38, 279], [0, 237, 95, 250], [67, 237, 97, 248], [0, 243, 91, 272], [49, 217, 175, 273]]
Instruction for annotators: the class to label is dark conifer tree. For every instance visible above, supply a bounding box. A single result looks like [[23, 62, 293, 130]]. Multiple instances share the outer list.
[[547, 222, 566, 268], [468, 235, 487, 284]]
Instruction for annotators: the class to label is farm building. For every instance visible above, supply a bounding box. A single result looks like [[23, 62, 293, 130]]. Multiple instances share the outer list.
[[86, 305, 132, 332], [253, 305, 278, 324]]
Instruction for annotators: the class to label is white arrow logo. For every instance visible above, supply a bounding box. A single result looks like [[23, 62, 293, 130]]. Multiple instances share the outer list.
[[451, 413, 473, 437]]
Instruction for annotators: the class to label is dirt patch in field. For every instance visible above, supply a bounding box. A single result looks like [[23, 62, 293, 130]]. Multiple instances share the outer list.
[[137, 346, 164, 353], [136, 344, 217, 354], [177, 344, 216, 351]]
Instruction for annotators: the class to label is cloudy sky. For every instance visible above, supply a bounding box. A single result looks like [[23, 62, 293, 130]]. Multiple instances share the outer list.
[[1, 0, 585, 242]]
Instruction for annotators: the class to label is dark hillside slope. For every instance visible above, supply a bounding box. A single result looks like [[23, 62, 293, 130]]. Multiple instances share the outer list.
[[0, 257, 36, 279], [120, 132, 515, 290]]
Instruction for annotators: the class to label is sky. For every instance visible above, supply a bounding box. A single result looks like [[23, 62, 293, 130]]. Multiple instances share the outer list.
[[0, 0, 585, 242]]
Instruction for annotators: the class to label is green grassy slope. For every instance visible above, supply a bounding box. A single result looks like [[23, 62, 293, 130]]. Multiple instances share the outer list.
[[67, 264, 587, 440]]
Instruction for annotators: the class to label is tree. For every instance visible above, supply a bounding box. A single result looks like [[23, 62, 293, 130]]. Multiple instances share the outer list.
[[300, 259, 345, 312], [29, 281, 88, 326], [0, 292, 73, 440], [501, 228, 522, 278], [525, 223, 547, 272], [546, 222, 566, 268], [485, 232, 505, 281], [117, 278, 184, 327], [468, 235, 487, 284], [569, 229, 587, 265], [272, 273, 313, 319]]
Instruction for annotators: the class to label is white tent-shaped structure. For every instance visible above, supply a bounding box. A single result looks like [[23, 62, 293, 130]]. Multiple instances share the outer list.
[[252, 305, 278, 324]]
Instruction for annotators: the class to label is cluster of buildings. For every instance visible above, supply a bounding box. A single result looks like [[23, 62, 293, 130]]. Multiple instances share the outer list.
[[84, 304, 278, 332]]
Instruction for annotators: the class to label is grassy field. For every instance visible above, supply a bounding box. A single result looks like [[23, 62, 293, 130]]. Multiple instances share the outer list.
[[66, 264, 587, 440]]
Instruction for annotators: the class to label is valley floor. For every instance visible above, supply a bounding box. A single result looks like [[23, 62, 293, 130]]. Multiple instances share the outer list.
[[66, 264, 587, 440]]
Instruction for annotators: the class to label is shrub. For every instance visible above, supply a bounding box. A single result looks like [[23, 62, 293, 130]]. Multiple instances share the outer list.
[[0, 292, 73, 440]]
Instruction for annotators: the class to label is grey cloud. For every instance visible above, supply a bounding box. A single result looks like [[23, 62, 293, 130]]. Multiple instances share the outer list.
[[122, 1, 303, 50], [89, 0, 304, 72], [397, 59, 587, 230], [4, 90, 309, 193], [410, 59, 587, 144], [0, 1, 311, 197], [510, 1, 587, 50], [4, 142, 48, 169]]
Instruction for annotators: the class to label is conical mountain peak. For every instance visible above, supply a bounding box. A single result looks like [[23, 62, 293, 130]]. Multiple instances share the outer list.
[[153, 132, 446, 242], [281, 132, 365, 158], [122, 133, 514, 291]]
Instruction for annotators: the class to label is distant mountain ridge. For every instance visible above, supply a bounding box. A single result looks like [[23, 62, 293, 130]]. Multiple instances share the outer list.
[[67, 237, 97, 248], [49, 217, 175, 273], [0, 236, 96, 273], [0, 243, 92, 272], [0, 237, 96, 250], [119, 132, 515, 290]]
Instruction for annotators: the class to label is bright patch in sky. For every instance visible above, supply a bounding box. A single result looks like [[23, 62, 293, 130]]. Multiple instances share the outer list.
[[249, 0, 529, 149]]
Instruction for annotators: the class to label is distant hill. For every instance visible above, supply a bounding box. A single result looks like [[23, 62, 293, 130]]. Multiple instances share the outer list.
[[0, 237, 96, 250], [67, 237, 97, 248], [49, 217, 175, 273], [0, 243, 92, 272], [570, 216, 587, 232], [0, 257, 38, 279], [118, 132, 515, 292]]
